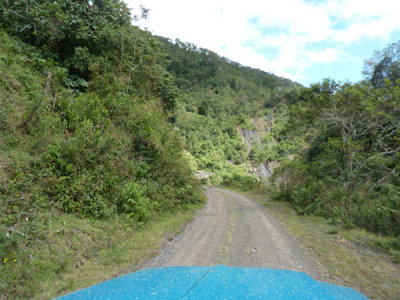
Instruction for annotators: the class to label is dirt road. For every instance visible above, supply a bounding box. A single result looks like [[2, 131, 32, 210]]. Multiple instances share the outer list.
[[146, 187, 320, 278]]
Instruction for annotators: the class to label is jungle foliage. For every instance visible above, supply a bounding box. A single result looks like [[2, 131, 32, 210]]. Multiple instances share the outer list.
[[1, 1, 399, 297], [271, 56, 400, 236], [0, 4, 297, 295], [157, 37, 300, 187], [157, 36, 297, 93], [0, 2, 203, 296]]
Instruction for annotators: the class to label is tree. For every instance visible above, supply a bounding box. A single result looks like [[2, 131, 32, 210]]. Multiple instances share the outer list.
[[0, 0, 131, 80], [363, 41, 400, 88]]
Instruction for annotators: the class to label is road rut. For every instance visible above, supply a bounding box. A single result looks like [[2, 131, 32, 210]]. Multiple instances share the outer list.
[[146, 187, 320, 278]]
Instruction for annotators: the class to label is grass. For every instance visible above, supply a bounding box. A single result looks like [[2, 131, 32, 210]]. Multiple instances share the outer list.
[[244, 191, 400, 300], [0, 202, 204, 300]]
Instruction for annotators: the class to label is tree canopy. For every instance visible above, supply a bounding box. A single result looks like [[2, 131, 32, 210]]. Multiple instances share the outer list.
[[363, 41, 400, 88]]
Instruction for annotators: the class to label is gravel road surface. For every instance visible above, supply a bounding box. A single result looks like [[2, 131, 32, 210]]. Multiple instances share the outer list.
[[146, 187, 320, 278]]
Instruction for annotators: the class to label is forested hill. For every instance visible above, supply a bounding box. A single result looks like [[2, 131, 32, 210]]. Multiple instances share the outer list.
[[158, 31, 400, 246], [153, 36, 302, 189], [156, 36, 298, 92], [0, 2, 206, 297], [0, 2, 299, 295], [1, 0, 399, 297]]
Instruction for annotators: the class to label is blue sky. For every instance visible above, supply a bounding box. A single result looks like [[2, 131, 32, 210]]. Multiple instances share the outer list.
[[126, 0, 400, 86]]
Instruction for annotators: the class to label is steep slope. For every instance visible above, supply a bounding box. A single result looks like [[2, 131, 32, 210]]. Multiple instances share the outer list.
[[157, 37, 302, 187], [0, 2, 204, 297]]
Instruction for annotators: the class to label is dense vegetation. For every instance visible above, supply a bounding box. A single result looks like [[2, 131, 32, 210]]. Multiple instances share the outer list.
[[157, 37, 300, 188], [158, 37, 296, 92], [158, 34, 400, 239], [0, 1, 297, 297], [1, 0, 399, 297], [271, 42, 400, 237], [0, 1, 204, 297]]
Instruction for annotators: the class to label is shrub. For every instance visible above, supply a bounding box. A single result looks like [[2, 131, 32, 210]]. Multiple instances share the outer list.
[[120, 182, 154, 222]]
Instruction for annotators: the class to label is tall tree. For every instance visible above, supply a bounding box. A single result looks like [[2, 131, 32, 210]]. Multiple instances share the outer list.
[[363, 41, 400, 88]]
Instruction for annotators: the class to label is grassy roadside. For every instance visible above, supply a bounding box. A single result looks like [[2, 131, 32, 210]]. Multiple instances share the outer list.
[[244, 191, 400, 300], [0, 202, 204, 300]]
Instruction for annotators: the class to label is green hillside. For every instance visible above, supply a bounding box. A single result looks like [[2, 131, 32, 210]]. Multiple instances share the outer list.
[[158, 35, 400, 246], [271, 77, 400, 236], [0, 2, 203, 297], [156, 36, 301, 188], [0, 2, 301, 295], [159, 35, 400, 240], [0, 0, 399, 298], [157, 36, 297, 92]]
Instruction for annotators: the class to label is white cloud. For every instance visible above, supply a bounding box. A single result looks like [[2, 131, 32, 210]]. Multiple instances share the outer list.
[[125, 0, 400, 83]]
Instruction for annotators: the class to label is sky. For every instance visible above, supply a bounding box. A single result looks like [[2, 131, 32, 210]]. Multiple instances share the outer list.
[[125, 0, 400, 86]]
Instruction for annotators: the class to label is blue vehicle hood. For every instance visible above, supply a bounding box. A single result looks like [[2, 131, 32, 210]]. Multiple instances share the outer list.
[[57, 265, 367, 299]]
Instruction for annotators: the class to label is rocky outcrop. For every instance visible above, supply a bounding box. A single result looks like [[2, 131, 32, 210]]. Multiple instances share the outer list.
[[256, 161, 279, 181], [239, 127, 279, 181], [195, 171, 213, 179], [239, 128, 261, 151]]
